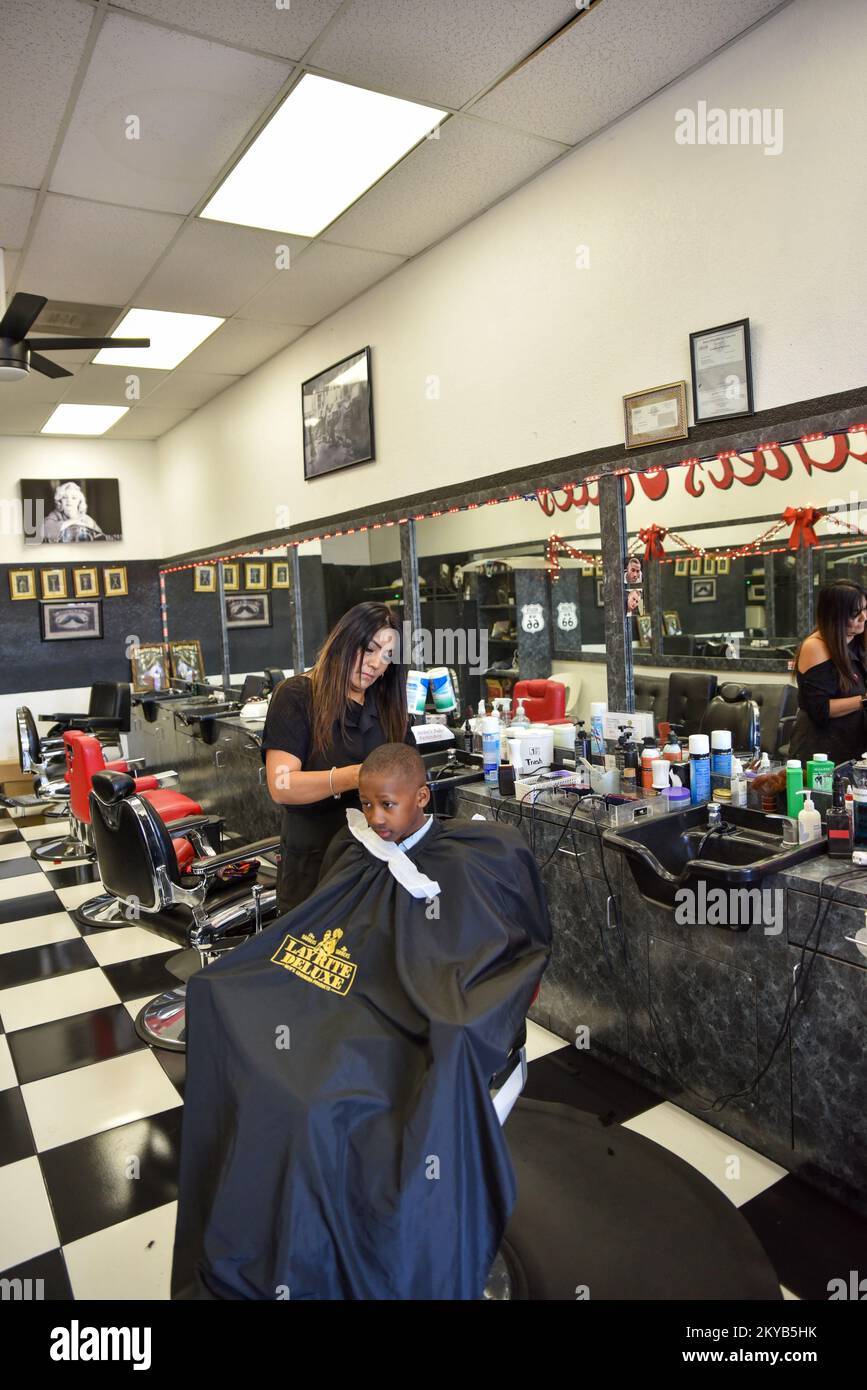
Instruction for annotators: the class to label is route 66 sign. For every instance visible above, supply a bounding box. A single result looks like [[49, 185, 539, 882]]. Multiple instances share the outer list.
[[557, 601, 578, 632], [521, 603, 545, 633]]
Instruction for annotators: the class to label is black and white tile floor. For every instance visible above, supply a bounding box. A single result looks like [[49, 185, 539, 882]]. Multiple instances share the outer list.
[[1, 807, 865, 1301]]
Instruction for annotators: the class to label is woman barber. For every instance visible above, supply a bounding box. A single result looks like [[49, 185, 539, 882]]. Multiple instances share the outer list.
[[789, 579, 867, 766], [262, 601, 411, 913]]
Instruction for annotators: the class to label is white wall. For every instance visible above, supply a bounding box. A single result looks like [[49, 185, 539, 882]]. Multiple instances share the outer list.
[[156, 0, 867, 554], [0, 435, 162, 563]]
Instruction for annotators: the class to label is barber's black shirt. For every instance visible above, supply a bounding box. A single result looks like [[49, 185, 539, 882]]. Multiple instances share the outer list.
[[790, 639, 867, 764]]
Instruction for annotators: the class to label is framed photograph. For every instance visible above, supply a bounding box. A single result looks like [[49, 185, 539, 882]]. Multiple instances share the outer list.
[[663, 610, 682, 636], [637, 614, 653, 644], [169, 639, 205, 684], [596, 580, 605, 607], [716, 556, 731, 576], [9, 568, 36, 600], [691, 577, 717, 603], [41, 599, 102, 642], [244, 561, 268, 591], [623, 555, 643, 586], [222, 563, 239, 592], [674, 558, 688, 578], [226, 593, 271, 629], [623, 381, 688, 450], [689, 318, 754, 424], [702, 555, 716, 576], [103, 565, 127, 597], [302, 346, 375, 481], [130, 642, 169, 693], [626, 588, 644, 617], [594, 563, 603, 577], [194, 565, 215, 594], [72, 566, 99, 598], [272, 561, 290, 589], [40, 567, 67, 600], [21, 478, 122, 544], [688, 557, 701, 576], [750, 583, 766, 601]]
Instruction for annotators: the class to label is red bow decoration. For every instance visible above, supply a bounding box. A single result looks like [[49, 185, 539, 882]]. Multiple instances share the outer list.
[[783, 506, 821, 549], [638, 524, 667, 561]]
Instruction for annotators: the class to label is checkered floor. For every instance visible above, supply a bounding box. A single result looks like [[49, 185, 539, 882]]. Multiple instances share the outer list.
[[1, 807, 864, 1301]]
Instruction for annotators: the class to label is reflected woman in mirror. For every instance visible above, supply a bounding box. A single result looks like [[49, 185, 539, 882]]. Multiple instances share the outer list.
[[789, 579, 867, 764]]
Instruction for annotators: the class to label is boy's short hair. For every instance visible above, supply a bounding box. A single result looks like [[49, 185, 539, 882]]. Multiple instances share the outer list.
[[361, 742, 427, 789]]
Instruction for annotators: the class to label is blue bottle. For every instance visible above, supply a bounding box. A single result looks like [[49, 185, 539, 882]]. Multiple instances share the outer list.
[[481, 717, 500, 787], [688, 734, 711, 804]]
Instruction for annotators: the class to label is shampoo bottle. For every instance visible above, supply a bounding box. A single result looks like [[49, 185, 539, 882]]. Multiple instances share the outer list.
[[806, 753, 835, 795], [688, 734, 711, 804], [794, 789, 822, 844], [730, 757, 747, 807], [710, 729, 733, 778], [786, 759, 805, 818], [481, 716, 500, 788]]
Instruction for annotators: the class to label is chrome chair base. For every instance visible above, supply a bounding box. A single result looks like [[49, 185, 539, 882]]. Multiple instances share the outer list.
[[33, 835, 94, 863], [73, 892, 128, 929], [134, 988, 187, 1052]]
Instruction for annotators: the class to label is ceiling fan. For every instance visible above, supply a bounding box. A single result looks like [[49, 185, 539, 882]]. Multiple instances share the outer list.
[[0, 292, 150, 382]]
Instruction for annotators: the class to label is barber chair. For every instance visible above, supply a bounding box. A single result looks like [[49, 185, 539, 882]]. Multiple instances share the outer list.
[[512, 680, 571, 725], [667, 672, 717, 737], [749, 682, 799, 756], [634, 676, 668, 729], [32, 729, 201, 869], [89, 771, 280, 1050], [42, 681, 130, 754], [264, 668, 285, 692], [700, 683, 761, 753], [1, 706, 70, 815]]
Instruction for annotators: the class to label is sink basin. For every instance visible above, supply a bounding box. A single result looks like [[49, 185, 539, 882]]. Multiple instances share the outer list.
[[603, 803, 826, 917]]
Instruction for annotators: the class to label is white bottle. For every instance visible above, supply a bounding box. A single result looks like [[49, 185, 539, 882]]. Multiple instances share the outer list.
[[730, 757, 747, 807], [795, 789, 822, 843]]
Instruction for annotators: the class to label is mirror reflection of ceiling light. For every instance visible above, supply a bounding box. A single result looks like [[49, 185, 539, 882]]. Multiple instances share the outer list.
[[200, 74, 448, 236], [41, 404, 129, 435], [93, 308, 224, 369]]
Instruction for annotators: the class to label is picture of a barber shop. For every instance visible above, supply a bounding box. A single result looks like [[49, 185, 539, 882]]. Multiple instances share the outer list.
[[1, 0, 866, 1340]]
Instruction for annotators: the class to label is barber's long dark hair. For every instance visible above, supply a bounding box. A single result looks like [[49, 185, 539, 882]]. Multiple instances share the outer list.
[[309, 601, 406, 756], [798, 580, 867, 693]]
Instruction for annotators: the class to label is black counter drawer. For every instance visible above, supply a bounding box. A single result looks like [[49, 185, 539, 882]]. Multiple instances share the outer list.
[[787, 888, 867, 969]]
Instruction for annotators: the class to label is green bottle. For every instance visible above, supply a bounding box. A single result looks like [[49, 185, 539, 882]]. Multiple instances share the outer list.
[[786, 759, 804, 817], [806, 753, 835, 795]]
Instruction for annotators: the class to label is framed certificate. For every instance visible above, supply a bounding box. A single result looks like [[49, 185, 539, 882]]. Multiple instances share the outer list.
[[623, 381, 688, 449], [690, 318, 754, 423]]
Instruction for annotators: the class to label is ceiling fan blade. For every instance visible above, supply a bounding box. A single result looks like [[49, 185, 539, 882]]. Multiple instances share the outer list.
[[0, 292, 47, 342], [26, 336, 151, 351], [29, 352, 73, 379]]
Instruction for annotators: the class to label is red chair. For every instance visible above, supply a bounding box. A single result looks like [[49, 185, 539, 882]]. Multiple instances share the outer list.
[[512, 679, 572, 725], [32, 730, 203, 867]]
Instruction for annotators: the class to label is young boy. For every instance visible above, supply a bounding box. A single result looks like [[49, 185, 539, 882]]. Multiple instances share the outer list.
[[319, 742, 433, 878]]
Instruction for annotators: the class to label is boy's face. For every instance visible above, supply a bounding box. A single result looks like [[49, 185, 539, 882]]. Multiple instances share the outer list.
[[359, 771, 430, 843]]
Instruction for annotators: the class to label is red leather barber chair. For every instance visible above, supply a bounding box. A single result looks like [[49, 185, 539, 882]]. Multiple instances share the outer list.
[[512, 680, 572, 725]]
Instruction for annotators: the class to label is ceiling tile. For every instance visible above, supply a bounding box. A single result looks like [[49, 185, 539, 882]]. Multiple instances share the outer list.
[[181, 317, 306, 373], [0, 0, 94, 187], [0, 398, 56, 434], [472, 0, 785, 144], [115, 0, 344, 60], [49, 11, 293, 215], [1, 250, 21, 292], [326, 114, 565, 256], [106, 405, 192, 438], [0, 363, 81, 406], [238, 242, 404, 326], [144, 371, 238, 409], [310, 0, 576, 109], [61, 363, 168, 405], [136, 220, 309, 316], [0, 188, 38, 249], [17, 194, 183, 304]]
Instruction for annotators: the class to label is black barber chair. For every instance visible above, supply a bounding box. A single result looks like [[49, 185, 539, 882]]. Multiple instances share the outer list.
[[667, 672, 717, 737], [89, 770, 282, 1051], [749, 682, 799, 756], [634, 676, 668, 727], [42, 680, 130, 749], [1, 706, 69, 814], [700, 683, 761, 752]]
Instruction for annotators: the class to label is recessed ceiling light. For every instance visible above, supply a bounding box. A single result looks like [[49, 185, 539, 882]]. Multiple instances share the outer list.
[[200, 73, 447, 237], [93, 308, 224, 369], [41, 404, 129, 435]]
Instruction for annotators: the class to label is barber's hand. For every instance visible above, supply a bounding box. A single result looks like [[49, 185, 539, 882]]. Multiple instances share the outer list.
[[340, 764, 362, 792]]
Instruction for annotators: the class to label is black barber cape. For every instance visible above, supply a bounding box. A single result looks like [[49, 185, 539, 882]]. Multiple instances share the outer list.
[[171, 815, 551, 1301]]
